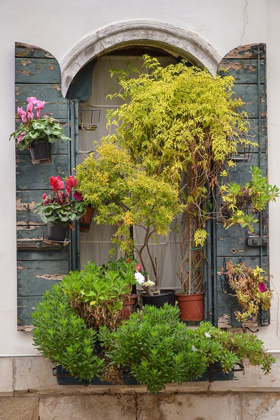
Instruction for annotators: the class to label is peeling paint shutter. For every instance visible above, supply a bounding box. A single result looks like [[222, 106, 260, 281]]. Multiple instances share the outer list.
[[15, 42, 74, 330], [214, 44, 269, 328]]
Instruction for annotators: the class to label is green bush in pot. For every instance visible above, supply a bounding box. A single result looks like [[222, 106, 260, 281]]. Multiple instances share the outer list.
[[100, 304, 275, 393]]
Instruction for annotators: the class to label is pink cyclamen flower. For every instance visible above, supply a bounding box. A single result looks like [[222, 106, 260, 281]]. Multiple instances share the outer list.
[[27, 97, 38, 105], [35, 100, 45, 110], [74, 191, 83, 201], [43, 200, 49, 205], [258, 282, 266, 293], [35, 101, 45, 118], [49, 176, 64, 191], [17, 107, 28, 123], [17, 132, 25, 143], [26, 103, 34, 120], [42, 193, 47, 200], [135, 264, 141, 272]]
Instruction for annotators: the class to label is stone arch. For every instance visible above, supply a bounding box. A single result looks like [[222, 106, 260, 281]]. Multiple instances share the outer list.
[[60, 20, 221, 97]]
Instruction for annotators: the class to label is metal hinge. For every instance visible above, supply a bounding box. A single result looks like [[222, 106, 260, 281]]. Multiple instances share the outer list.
[[247, 236, 268, 247]]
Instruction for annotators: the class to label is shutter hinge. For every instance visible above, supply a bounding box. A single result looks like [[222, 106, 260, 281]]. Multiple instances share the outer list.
[[247, 236, 268, 247]]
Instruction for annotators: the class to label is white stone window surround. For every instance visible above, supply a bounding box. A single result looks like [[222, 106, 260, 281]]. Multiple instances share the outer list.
[[60, 20, 221, 97]]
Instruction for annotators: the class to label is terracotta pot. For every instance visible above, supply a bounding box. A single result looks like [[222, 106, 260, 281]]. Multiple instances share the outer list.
[[141, 289, 176, 308], [30, 139, 52, 163], [80, 206, 94, 232], [122, 294, 138, 320], [176, 293, 204, 321], [47, 222, 68, 242]]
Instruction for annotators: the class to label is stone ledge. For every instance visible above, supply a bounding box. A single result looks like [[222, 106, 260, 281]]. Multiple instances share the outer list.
[[1, 355, 280, 396]]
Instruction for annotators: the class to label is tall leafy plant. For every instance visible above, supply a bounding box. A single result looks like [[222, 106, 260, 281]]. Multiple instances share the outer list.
[[75, 142, 184, 292]]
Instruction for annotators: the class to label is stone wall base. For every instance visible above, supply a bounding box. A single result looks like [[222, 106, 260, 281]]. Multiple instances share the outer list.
[[1, 355, 280, 419]]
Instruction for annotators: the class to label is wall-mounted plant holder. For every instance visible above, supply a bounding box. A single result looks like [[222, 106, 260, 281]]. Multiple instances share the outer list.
[[79, 206, 94, 233], [79, 106, 101, 131], [30, 139, 52, 164], [228, 134, 253, 163]]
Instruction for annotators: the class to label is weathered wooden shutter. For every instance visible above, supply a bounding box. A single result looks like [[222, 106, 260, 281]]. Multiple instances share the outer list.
[[15, 43, 76, 330], [214, 43, 268, 328]]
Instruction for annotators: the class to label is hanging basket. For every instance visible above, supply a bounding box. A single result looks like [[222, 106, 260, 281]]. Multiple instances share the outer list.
[[30, 139, 52, 164]]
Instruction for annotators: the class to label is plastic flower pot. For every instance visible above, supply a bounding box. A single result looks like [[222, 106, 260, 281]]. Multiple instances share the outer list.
[[30, 139, 52, 163], [47, 223, 68, 242], [141, 289, 176, 308], [176, 293, 204, 321]]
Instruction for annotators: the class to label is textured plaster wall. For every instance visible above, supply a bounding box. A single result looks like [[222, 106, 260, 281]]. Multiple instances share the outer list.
[[0, 0, 280, 356]]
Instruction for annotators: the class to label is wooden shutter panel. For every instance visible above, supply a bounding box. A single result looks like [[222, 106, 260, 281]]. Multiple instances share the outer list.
[[214, 43, 269, 328], [15, 43, 73, 330]]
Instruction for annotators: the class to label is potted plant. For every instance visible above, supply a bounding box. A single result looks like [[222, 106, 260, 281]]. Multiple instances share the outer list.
[[9, 96, 70, 163], [60, 258, 137, 330], [75, 141, 184, 305], [221, 260, 273, 322], [219, 166, 279, 232], [99, 304, 274, 393], [32, 175, 86, 241], [99, 55, 251, 320], [32, 288, 275, 392]]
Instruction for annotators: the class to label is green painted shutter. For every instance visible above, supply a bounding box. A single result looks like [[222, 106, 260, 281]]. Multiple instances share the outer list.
[[15, 42, 76, 330], [214, 43, 268, 328]]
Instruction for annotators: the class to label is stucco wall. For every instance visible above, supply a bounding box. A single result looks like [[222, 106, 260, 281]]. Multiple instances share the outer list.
[[1, 0, 280, 356]]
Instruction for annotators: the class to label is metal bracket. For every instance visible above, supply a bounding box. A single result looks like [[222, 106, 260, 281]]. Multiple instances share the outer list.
[[247, 236, 268, 247]]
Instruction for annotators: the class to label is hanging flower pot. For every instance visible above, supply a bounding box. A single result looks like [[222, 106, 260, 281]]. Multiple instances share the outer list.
[[30, 139, 52, 164], [176, 293, 204, 321], [122, 294, 138, 320], [80, 205, 94, 233], [47, 222, 68, 242]]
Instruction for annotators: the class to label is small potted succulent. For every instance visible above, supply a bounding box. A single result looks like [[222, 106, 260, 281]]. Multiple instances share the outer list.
[[32, 175, 86, 241], [221, 260, 273, 322], [9, 96, 70, 163]]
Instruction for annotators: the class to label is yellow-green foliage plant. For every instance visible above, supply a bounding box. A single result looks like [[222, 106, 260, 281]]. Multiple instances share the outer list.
[[76, 56, 278, 296], [75, 142, 184, 291]]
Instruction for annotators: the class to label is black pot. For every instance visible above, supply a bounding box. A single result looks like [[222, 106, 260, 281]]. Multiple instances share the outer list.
[[141, 289, 176, 308], [30, 139, 51, 163], [47, 223, 68, 242], [54, 365, 138, 386]]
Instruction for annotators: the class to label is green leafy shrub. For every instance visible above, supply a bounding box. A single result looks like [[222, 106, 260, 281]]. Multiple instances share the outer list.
[[33, 293, 274, 392], [32, 285, 103, 382], [61, 259, 137, 331], [99, 304, 274, 393]]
